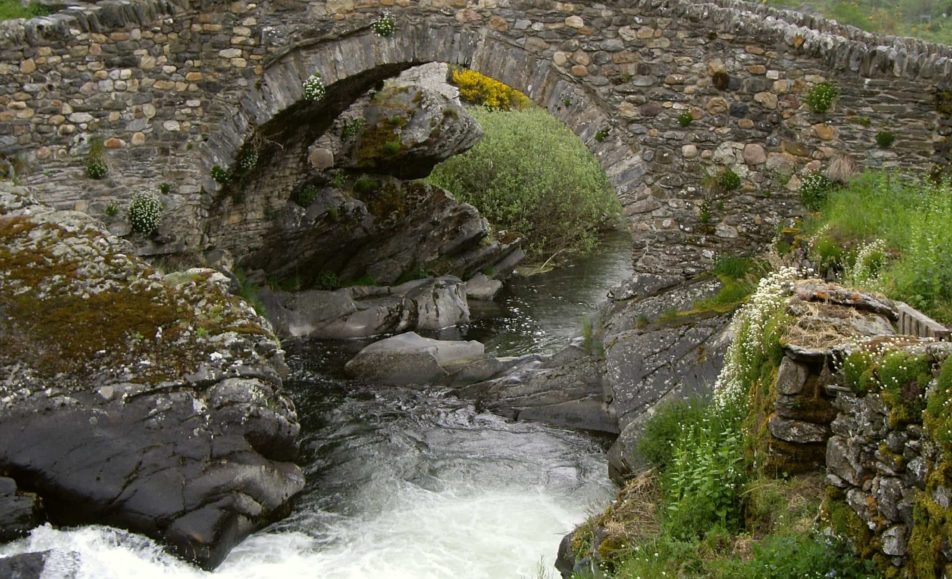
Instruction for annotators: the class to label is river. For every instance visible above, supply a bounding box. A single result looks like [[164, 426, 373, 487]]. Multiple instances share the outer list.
[[0, 232, 634, 579]]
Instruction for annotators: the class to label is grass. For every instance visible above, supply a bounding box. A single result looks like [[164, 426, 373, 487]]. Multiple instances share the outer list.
[[0, 0, 49, 20], [763, 0, 952, 45], [804, 172, 952, 323], [655, 255, 769, 324]]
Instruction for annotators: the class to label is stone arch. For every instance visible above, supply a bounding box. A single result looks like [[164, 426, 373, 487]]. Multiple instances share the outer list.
[[201, 18, 641, 258]]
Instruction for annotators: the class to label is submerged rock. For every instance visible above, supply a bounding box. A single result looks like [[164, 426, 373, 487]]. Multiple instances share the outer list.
[[344, 332, 485, 385], [0, 551, 54, 579], [0, 183, 303, 570], [0, 477, 42, 542], [260, 276, 470, 339]]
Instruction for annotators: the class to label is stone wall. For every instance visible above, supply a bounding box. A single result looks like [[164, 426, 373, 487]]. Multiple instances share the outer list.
[[0, 0, 949, 273], [754, 281, 952, 574]]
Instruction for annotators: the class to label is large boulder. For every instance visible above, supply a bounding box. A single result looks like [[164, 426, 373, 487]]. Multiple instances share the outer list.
[[0, 477, 42, 542], [0, 184, 303, 570], [599, 275, 732, 481], [333, 84, 482, 179], [260, 276, 470, 339], [344, 332, 486, 385]]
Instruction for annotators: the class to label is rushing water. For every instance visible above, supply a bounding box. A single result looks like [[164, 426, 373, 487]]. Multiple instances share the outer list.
[[1, 232, 634, 579]]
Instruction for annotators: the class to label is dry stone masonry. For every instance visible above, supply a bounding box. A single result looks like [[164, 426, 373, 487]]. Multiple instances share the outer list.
[[0, 0, 949, 275]]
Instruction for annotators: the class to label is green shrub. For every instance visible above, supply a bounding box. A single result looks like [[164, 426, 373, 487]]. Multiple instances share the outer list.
[[340, 118, 365, 139], [595, 128, 610, 142], [104, 202, 119, 218], [159, 182, 173, 195], [712, 533, 878, 578], [427, 106, 620, 259], [677, 111, 694, 127], [128, 192, 163, 235], [875, 130, 896, 149], [804, 82, 839, 113], [799, 173, 834, 210], [718, 168, 742, 192]]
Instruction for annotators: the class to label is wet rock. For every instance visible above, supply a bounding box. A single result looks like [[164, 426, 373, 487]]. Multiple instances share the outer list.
[[456, 346, 617, 433], [260, 277, 470, 339], [0, 551, 54, 579], [0, 477, 43, 541], [345, 332, 485, 385], [465, 273, 503, 301]]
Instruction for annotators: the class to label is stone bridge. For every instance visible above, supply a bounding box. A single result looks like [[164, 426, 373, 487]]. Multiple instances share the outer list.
[[1, 0, 951, 274]]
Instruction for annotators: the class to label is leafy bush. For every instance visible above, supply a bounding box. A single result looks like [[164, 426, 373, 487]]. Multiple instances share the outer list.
[[104, 202, 119, 218], [677, 111, 694, 127], [128, 192, 163, 235], [303, 72, 326, 101], [804, 81, 838, 113], [340, 117, 364, 139], [428, 106, 620, 259], [595, 128, 610, 142], [875, 130, 896, 149], [799, 172, 834, 210], [448, 67, 531, 111], [159, 182, 173, 195]]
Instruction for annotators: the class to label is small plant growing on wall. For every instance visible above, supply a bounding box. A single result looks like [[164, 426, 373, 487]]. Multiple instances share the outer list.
[[85, 138, 108, 179], [595, 128, 610, 142], [805, 81, 838, 114], [159, 182, 173, 194], [718, 168, 742, 192], [128, 192, 163, 235], [799, 172, 834, 210], [371, 10, 395, 37], [677, 111, 694, 127], [211, 165, 230, 184], [303, 72, 326, 101], [104, 201, 119, 218], [875, 130, 896, 149], [340, 118, 365, 139], [237, 144, 258, 173]]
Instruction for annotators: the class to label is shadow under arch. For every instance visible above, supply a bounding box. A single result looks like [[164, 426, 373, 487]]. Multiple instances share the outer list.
[[201, 18, 645, 254]]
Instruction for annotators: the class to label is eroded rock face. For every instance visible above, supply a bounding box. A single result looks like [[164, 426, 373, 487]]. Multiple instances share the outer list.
[[244, 180, 523, 288], [0, 183, 303, 570]]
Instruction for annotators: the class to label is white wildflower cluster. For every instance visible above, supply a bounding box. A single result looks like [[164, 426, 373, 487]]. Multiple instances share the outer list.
[[844, 238, 887, 289], [714, 266, 799, 407], [371, 11, 395, 37], [303, 72, 326, 101], [128, 192, 163, 235]]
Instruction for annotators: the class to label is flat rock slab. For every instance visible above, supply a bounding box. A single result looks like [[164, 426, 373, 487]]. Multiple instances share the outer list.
[[345, 332, 485, 385]]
